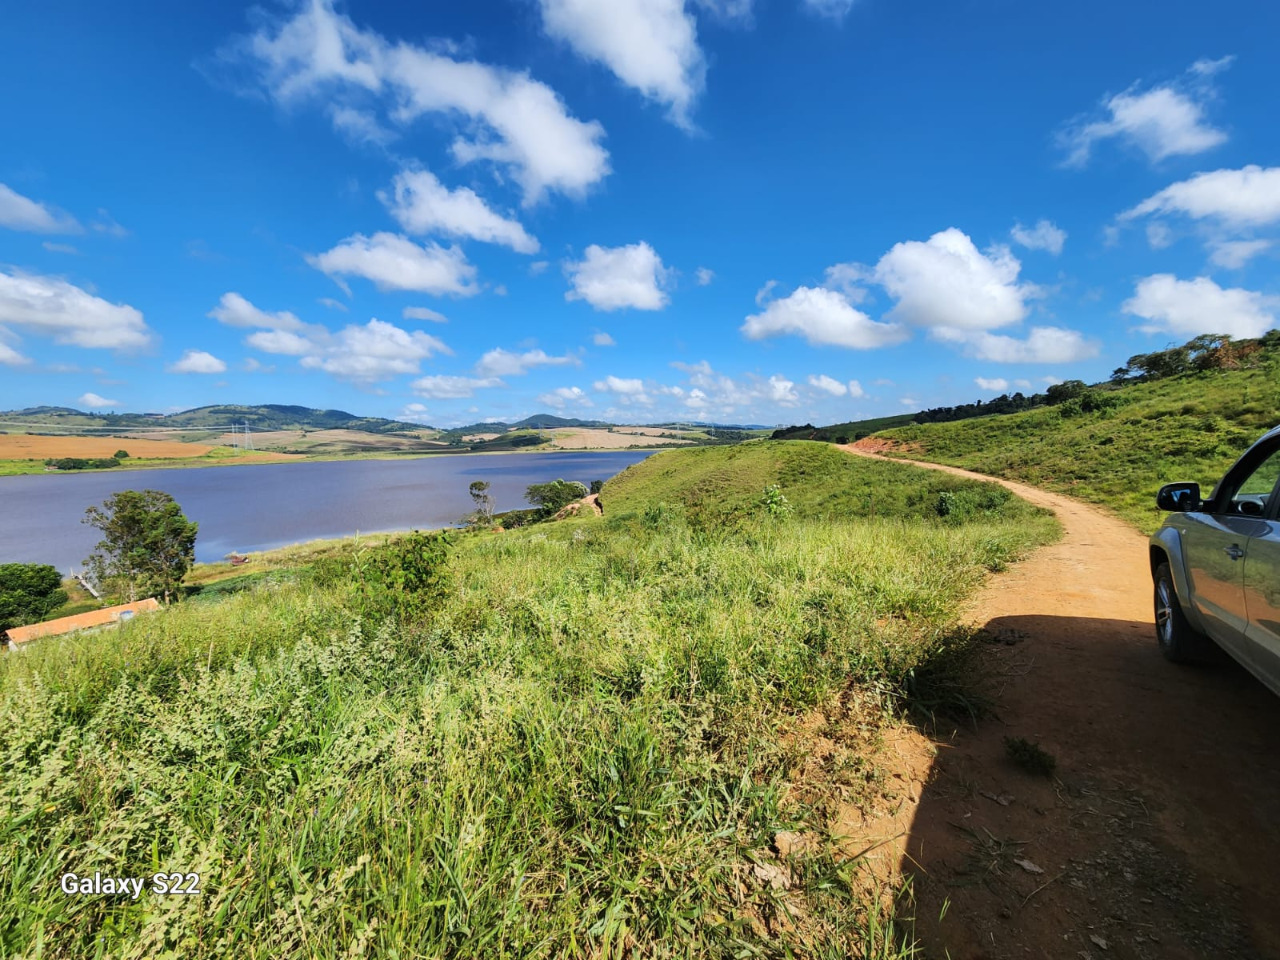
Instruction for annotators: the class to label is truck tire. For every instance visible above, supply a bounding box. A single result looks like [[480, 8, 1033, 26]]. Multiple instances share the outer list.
[[1154, 561, 1212, 663]]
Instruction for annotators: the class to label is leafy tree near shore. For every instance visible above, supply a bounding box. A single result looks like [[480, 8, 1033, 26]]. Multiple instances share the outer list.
[[525, 479, 588, 517], [83, 490, 198, 603], [0, 563, 68, 630]]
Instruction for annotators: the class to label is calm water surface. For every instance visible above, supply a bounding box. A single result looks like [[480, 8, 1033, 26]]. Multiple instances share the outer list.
[[0, 451, 654, 569]]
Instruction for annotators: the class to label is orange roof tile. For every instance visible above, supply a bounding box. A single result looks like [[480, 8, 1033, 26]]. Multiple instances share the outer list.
[[4, 598, 161, 646]]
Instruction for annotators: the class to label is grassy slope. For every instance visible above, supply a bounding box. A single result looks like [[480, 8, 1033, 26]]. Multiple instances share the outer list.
[[0, 443, 1057, 958], [874, 363, 1280, 530]]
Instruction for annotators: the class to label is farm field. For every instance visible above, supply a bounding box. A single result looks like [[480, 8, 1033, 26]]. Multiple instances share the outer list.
[[546, 426, 696, 449], [220, 427, 446, 455], [0, 434, 216, 459]]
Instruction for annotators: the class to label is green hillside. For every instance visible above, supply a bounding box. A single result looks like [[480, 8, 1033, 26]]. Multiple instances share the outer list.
[[873, 361, 1280, 530], [1, 443, 1055, 958]]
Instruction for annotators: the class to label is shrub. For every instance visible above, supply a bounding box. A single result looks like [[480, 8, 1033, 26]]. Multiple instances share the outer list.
[[311, 531, 452, 622]]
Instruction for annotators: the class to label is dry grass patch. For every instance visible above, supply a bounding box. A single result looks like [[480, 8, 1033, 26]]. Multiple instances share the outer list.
[[0, 434, 215, 459]]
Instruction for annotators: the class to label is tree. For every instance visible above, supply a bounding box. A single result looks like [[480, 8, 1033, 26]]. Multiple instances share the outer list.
[[114, 449, 130, 459], [589, 480, 604, 495], [0, 564, 68, 630], [464, 480, 495, 527], [83, 490, 198, 603], [525, 479, 588, 517]]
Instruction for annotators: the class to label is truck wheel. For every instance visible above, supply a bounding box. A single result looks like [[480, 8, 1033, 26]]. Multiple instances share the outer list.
[[1154, 562, 1211, 663]]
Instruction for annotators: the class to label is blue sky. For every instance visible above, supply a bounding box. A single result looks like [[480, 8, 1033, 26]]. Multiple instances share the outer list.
[[1, 0, 1277, 427]]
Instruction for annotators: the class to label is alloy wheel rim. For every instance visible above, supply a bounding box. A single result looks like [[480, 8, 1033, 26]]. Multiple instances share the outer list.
[[1156, 580, 1173, 645]]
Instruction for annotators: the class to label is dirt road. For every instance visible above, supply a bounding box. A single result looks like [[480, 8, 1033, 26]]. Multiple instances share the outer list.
[[838, 445, 1280, 959]]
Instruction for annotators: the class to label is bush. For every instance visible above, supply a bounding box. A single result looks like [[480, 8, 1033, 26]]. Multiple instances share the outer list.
[[310, 531, 452, 622], [114, 449, 130, 459]]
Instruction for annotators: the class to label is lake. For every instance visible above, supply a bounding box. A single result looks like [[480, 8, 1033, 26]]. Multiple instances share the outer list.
[[0, 451, 655, 569]]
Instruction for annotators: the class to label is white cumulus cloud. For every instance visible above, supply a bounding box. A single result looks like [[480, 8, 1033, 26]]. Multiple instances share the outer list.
[[938, 326, 1099, 364], [169, 350, 228, 374], [1059, 61, 1229, 167], [78, 392, 119, 409], [0, 183, 81, 233], [537, 0, 705, 128], [593, 374, 647, 395], [875, 228, 1034, 332], [975, 377, 1009, 392], [538, 385, 592, 409], [1122, 274, 1276, 339], [381, 169, 539, 253], [476, 347, 579, 377], [0, 340, 30, 366], [0, 268, 152, 351], [411, 375, 504, 399], [741, 286, 906, 349], [592, 331, 616, 346], [299, 319, 451, 382], [308, 233, 478, 295], [403, 306, 448, 323], [1209, 239, 1272, 270], [807, 373, 848, 396], [566, 242, 671, 311], [226, 0, 610, 205], [1010, 219, 1066, 255], [209, 291, 306, 331], [695, 266, 714, 286], [1120, 165, 1280, 229]]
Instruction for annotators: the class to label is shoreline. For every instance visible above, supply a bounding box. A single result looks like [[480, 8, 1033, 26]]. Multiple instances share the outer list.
[[0, 442, 684, 480]]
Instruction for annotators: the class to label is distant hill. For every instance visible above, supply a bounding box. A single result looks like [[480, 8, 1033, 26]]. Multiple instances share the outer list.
[[0, 404, 431, 435]]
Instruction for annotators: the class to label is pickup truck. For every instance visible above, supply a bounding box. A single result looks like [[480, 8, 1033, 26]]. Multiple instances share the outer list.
[[1151, 424, 1280, 696]]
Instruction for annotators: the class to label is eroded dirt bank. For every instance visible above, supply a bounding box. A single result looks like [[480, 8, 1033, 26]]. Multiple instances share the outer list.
[[837, 444, 1280, 960]]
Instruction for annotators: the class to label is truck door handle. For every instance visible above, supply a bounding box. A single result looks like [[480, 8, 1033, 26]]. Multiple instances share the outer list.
[[1224, 544, 1245, 561]]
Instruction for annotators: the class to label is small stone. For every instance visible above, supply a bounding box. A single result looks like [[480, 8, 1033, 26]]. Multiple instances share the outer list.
[[1089, 934, 1109, 950]]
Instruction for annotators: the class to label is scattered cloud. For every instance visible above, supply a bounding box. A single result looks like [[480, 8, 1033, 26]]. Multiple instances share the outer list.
[[937, 326, 1099, 364], [217, 292, 450, 382], [1122, 274, 1276, 339], [875, 228, 1035, 333], [742, 286, 906, 349], [1146, 222, 1174, 249], [822, 262, 872, 300], [765, 374, 799, 405], [78, 392, 119, 409], [807, 374, 865, 398], [1120, 165, 1280, 229], [691, 0, 754, 24], [975, 376, 1009, 392], [592, 331, 616, 346], [0, 268, 152, 351], [538, 385, 592, 409], [476, 347, 579, 377], [1058, 59, 1230, 167], [90, 209, 129, 237], [0, 183, 81, 233], [0, 340, 31, 366], [222, 0, 610, 204], [398, 402, 432, 424], [210, 292, 306, 331], [42, 242, 80, 255], [403, 306, 448, 323], [536, 0, 705, 128], [529, 260, 550, 276], [318, 296, 348, 311], [801, 0, 857, 21], [1209, 239, 1271, 270], [565, 242, 671, 311], [308, 232, 478, 295], [300, 319, 452, 382], [242, 357, 275, 373], [381, 168, 539, 253], [695, 266, 714, 286], [411, 374, 503, 398], [1010, 219, 1066, 255], [169, 349, 228, 374]]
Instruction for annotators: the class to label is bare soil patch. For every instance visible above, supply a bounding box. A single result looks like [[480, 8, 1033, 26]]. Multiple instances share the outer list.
[[834, 445, 1280, 959], [0, 434, 214, 459]]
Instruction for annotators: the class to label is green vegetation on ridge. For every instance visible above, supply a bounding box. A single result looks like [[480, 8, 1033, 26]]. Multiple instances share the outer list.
[[0, 443, 1057, 958], [874, 359, 1280, 530]]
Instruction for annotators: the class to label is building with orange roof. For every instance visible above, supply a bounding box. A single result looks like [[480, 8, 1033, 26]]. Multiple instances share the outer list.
[[3, 598, 162, 649]]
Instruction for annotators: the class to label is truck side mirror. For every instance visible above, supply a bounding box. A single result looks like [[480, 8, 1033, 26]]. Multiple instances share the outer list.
[[1156, 482, 1201, 512]]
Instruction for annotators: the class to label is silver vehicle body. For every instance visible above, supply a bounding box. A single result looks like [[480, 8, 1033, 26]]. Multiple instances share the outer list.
[[1150, 424, 1280, 696]]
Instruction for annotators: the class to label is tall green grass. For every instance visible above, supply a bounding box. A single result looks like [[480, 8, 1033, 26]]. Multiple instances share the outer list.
[[874, 362, 1280, 530], [0, 445, 1057, 958]]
